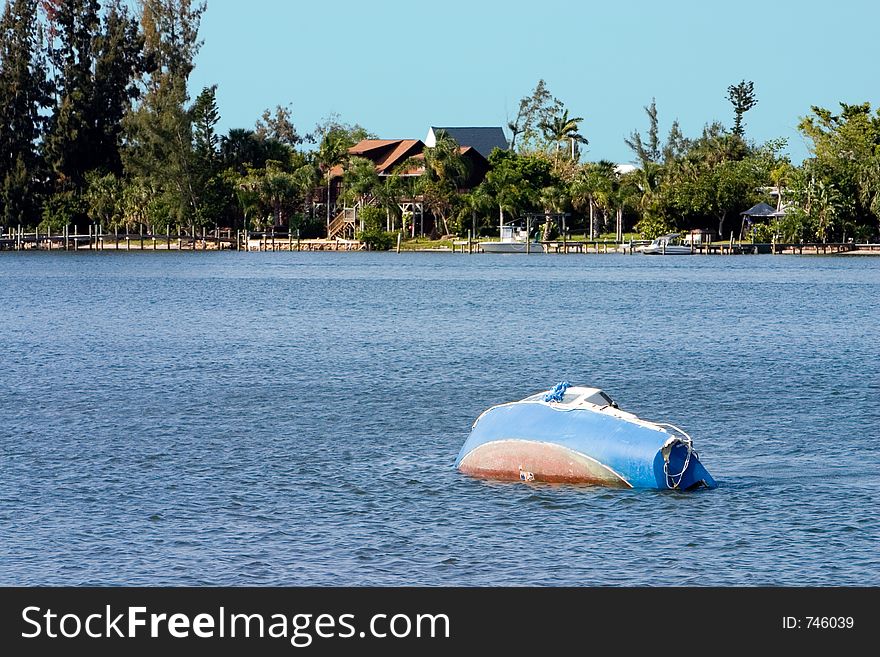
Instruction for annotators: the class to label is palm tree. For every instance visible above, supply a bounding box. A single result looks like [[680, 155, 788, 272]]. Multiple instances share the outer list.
[[570, 161, 616, 238], [316, 129, 352, 233], [291, 161, 320, 227], [858, 156, 880, 220], [539, 185, 567, 241], [539, 109, 588, 164], [460, 185, 494, 238], [415, 131, 470, 236]]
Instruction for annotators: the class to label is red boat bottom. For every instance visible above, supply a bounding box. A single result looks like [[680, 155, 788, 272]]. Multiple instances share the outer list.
[[458, 439, 631, 487]]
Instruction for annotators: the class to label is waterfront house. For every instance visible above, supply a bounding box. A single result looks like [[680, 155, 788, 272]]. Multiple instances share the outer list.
[[425, 126, 508, 158], [327, 129, 499, 238]]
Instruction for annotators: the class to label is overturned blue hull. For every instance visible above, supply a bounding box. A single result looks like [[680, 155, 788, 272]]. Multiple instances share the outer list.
[[456, 389, 716, 491]]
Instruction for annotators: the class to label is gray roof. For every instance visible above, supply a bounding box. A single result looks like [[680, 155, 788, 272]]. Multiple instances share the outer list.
[[428, 127, 508, 158], [740, 202, 777, 217]]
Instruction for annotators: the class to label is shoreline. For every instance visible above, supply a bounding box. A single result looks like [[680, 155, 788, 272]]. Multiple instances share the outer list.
[[3, 231, 880, 256]]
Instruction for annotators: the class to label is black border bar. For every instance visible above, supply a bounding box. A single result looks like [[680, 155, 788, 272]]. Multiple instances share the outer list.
[[1, 587, 875, 654]]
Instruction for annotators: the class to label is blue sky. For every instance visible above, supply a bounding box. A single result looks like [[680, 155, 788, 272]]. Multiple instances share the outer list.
[[190, 0, 880, 164]]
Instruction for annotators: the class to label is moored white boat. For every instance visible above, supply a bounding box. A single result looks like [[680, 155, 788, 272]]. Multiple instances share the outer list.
[[455, 383, 716, 490], [479, 224, 544, 253], [640, 233, 693, 255]]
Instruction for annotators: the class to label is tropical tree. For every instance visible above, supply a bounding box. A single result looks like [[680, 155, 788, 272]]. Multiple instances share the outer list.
[[479, 149, 554, 227], [343, 156, 379, 205], [289, 159, 320, 229], [121, 177, 151, 231], [457, 184, 494, 237], [84, 170, 124, 228], [239, 160, 299, 228], [727, 80, 758, 138], [798, 102, 880, 236], [537, 184, 568, 240], [625, 99, 662, 166], [219, 128, 289, 174], [539, 108, 588, 164], [416, 131, 470, 235], [255, 103, 304, 147], [570, 162, 611, 238], [315, 126, 356, 230], [507, 79, 563, 153]]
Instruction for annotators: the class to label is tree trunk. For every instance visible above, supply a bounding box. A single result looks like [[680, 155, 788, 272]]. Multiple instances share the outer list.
[[718, 211, 728, 240], [589, 199, 594, 239], [326, 178, 331, 233]]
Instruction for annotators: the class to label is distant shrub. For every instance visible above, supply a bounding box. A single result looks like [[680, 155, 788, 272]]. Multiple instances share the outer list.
[[358, 206, 385, 232], [752, 223, 774, 242], [357, 229, 394, 251], [635, 214, 676, 239], [41, 190, 85, 231]]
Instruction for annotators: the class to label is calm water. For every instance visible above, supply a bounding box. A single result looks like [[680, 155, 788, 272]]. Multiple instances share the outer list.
[[1, 251, 878, 586]]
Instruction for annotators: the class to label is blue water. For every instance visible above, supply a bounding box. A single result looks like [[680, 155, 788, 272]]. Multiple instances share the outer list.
[[1, 252, 878, 586]]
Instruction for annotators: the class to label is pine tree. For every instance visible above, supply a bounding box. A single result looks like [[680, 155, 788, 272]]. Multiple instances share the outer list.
[[190, 84, 227, 225], [91, 0, 147, 176], [122, 0, 206, 225], [43, 0, 145, 188], [191, 84, 220, 162], [727, 80, 758, 138], [42, 0, 101, 188], [0, 0, 51, 227]]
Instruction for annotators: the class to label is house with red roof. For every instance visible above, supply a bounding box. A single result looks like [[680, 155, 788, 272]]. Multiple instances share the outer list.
[[326, 128, 502, 238]]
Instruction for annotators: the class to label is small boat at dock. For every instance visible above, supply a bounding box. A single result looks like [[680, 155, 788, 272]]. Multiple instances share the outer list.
[[640, 233, 693, 255], [455, 383, 716, 490], [479, 223, 545, 253]]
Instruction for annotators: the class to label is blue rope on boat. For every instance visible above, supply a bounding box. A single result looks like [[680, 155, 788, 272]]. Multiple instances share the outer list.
[[543, 381, 571, 403]]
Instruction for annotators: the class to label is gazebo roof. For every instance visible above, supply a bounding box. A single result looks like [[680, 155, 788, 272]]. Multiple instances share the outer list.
[[740, 202, 777, 217]]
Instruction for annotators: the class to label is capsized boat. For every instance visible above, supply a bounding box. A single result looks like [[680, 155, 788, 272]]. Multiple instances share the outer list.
[[455, 383, 716, 490]]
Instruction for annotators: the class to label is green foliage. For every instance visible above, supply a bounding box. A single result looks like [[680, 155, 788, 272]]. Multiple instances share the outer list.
[[480, 149, 555, 223], [356, 229, 394, 251], [5, 0, 880, 244], [122, 0, 205, 225], [255, 104, 303, 146], [358, 205, 385, 232], [85, 171, 124, 227], [237, 158, 316, 229], [508, 79, 563, 153], [727, 80, 758, 137], [413, 131, 470, 235], [539, 108, 588, 164], [635, 214, 677, 239], [41, 190, 85, 231], [0, 0, 51, 227], [343, 157, 380, 204], [626, 99, 662, 166], [796, 102, 880, 238], [42, 0, 146, 187], [191, 85, 220, 162], [220, 128, 291, 175], [751, 223, 775, 242]]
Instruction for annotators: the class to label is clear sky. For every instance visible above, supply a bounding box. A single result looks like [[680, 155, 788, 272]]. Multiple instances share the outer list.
[[189, 0, 880, 164]]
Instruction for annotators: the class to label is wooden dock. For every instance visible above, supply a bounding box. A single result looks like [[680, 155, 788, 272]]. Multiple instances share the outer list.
[[243, 232, 364, 252], [0, 225, 238, 251], [1, 224, 871, 256]]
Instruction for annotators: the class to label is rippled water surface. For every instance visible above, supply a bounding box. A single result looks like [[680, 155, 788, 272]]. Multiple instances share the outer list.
[[1, 251, 878, 586]]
